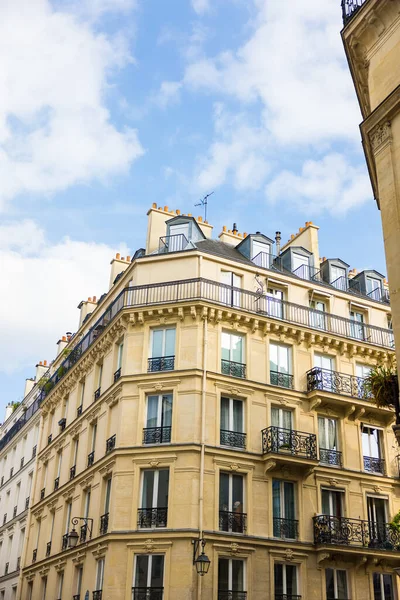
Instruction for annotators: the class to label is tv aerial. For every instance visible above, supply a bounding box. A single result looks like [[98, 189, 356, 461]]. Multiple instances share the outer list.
[[195, 191, 214, 222]]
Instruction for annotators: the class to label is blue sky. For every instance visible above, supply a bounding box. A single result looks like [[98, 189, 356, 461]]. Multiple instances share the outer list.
[[0, 0, 387, 417]]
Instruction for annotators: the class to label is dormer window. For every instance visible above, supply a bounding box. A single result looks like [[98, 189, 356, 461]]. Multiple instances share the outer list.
[[366, 276, 382, 300], [330, 265, 345, 284], [236, 233, 274, 268], [161, 216, 205, 253]]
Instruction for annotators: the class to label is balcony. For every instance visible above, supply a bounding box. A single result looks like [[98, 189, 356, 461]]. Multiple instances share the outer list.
[[319, 448, 342, 467], [25, 497, 30, 509], [73, 596, 81, 600], [94, 387, 101, 401], [106, 434, 116, 454], [292, 264, 323, 283], [32, 549, 37, 563], [16, 556, 20, 570], [0, 476, 3, 486], [80, 524, 89, 543], [219, 510, 247, 534], [364, 455, 385, 475], [87, 451, 95, 467], [218, 593, 247, 600], [275, 596, 301, 600], [13, 505, 17, 518], [70, 465, 76, 480], [62, 533, 68, 551], [9, 467, 13, 478], [48, 434, 52, 445], [307, 367, 368, 400], [32, 445, 37, 458], [273, 517, 299, 540], [132, 588, 164, 600], [20, 457, 24, 468], [341, 0, 369, 25], [143, 426, 171, 445], [114, 368, 121, 382], [313, 514, 400, 551], [220, 430, 246, 450], [59, 418, 66, 431], [93, 592, 102, 600], [159, 233, 189, 253], [77, 405, 83, 417], [147, 356, 175, 372], [3, 513, 6, 524], [4, 563, 8, 575], [100, 512, 109, 535], [40, 488, 45, 500], [46, 541, 51, 557], [221, 359, 246, 379], [270, 370, 294, 389], [54, 477, 60, 491], [137, 507, 168, 529], [262, 426, 318, 472]]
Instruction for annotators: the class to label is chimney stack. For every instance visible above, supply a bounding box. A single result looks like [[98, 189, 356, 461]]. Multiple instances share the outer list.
[[275, 231, 282, 256]]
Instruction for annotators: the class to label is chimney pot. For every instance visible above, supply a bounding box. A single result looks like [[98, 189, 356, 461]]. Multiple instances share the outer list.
[[152, 202, 157, 208], [291, 234, 295, 240], [44, 360, 47, 366], [116, 253, 121, 260], [164, 206, 168, 211], [39, 361, 42, 365], [232, 223, 238, 233], [198, 216, 202, 222], [93, 296, 97, 303], [223, 226, 227, 232], [188, 213, 192, 216], [121, 257, 125, 261], [176, 209, 181, 215], [88, 297, 92, 302], [244, 232, 247, 237], [127, 255, 131, 262], [62, 336, 66, 341], [228, 230, 232, 234], [158, 206, 162, 210]]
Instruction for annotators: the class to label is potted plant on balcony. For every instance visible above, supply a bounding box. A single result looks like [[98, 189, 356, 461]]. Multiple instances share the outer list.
[[388, 511, 400, 550], [363, 363, 398, 408]]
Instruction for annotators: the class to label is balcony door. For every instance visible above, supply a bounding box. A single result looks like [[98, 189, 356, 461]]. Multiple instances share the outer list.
[[350, 310, 365, 340], [274, 563, 298, 600], [362, 426, 384, 474], [321, 489, 343, 518], [266, 288, 283, 319], [149, 328, 176, 372], [310, 299, 326, 330], [221, 332, 245, 377], [367, 496, 388, 544], [140, 470, 169, 528], [221, 397, 244, 448], [134, 555, 164, 598], [314, 354, 334, 391], [272, 480, 296, 539], [373, 573, 394, 600], [145, 394, 172, 444], [270, 344, 292, 388], [219, 473, 245, 533], [218, 559, 245, 598], [325, 568, 348, 600], [220, 271, 241, 307], [318, 417, 339, 465]]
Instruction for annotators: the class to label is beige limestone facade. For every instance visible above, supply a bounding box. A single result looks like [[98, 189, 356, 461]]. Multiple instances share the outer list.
[[16, 206, 400, 600], [342, 0, 400, 372]]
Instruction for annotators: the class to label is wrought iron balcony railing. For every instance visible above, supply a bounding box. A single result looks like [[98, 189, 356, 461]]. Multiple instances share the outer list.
[[270, 370, 294, 389], [106, 434, 116, 454], [16, 556, 20, 570], [219, 510, 247, 534], [94, 387, 101, 401], [221, 359, 247, 379], [319, 448, 342, 467], [25, 496, 30, 509], [262, 426, 318, 460], [32, 445, 37, 458], [2, 513, 6, 524], [364, 455, 385, 475], [70, 465, 76, 480], [100, 512, 109, 535], [143, 426, 171, 445], [80, 524, 88, 543], [46, 541, 51, 556], [342, 0, 369, 25], [147, 356, 175, 372], [314, 514, 400, 550], [48, 434, 52, 445], [307, 367, 369, 400], [159, 233, 189, 253], [40, 488, 45, 500], [10, 467, 13, 478], [273, 517, 299, 539], [132, 588, 164, 600], [20, 456, 24, 468], [32, 549, 37, 563], [62, 533, 68, 551], [275, 595, 301, 600], [220, 429, 246, 449], [1, 476, 3, 486], [13, 505, 17, 518], [292, 264, 323, 283], [54, 477, 59, 491], [137, 507, 168, 529], [114, 367, 121, 382], [73, 596, 81, 600], [88, 451, 95, 467], [93, 591, 102, 600], [218, 592, 247, 600], [77, 405, 83, 417]]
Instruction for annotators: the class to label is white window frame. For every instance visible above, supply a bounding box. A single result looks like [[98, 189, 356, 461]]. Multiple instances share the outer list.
[[271, 407, 293, 430], [133, 554, 165, 589], [117, 342, 124, 369], [219, 472, 245, 514], [140, 469, 169, 511], [325, 568, 349, 600], [318, 417, 339, 451], [221, 397, 244, 434], [321, 488, 344, 516], [367, 495, 388, 524], [221, 331, 245, 364], [146, 394, 173, 429], [373, 572, 395, 600], [270, 343, 292, 376], [57, 572, 64, 599], [149, 327, 176, 358], [362, 425, 383, 459], [95, 558, 105, 591], [218, 558, 246, 592], [104, 478, 112, 513], [274, 563, 299, 596]]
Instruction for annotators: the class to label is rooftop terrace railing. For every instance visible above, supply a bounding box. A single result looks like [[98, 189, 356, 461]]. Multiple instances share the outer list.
[[31, 278, 394, 406], [342, 0, 369, 26]]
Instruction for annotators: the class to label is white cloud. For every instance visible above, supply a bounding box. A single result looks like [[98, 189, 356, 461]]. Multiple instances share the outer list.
[[266, 154, 372, 215], [153, 81, 183, 109], [0, 220, 129, 375], [0, 0, 143, 210], [191, 0, 211, 15]]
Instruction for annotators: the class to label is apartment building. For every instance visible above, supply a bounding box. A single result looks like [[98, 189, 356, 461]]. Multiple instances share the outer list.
[[0, 362, 47, 599], [18, 205, 398, 600]]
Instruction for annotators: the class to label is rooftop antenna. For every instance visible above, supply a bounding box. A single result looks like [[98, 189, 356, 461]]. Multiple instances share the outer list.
[[195, 191, 214, 222]]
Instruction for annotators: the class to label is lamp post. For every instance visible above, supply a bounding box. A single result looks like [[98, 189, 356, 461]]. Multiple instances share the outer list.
[[67, 517, 93, 549], [192, 538, 211, 576]]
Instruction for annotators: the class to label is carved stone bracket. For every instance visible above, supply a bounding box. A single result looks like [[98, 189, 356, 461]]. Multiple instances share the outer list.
[[370, 121, 392, 152]]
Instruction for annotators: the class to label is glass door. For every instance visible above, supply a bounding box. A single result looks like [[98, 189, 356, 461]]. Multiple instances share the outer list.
[[272, 480, 296, 539]]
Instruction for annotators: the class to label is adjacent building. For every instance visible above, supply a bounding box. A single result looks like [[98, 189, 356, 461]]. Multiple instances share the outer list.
[[14, 204, 399, 600]]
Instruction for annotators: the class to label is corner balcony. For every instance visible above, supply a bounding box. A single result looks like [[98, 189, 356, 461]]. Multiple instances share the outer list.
[[341, 0, 369, 26], [220, 429, 246, 450], [143, 426, 171, 445], [313, 514, 400, 551], [262, 426, 318, 473], [148, 356, 175, 373], [307, 367, 368, 399]]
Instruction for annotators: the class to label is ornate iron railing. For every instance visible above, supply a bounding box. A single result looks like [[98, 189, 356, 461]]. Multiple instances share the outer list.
[[218, 592, 247, 600], [270, 370, 294, 389], [219, 510, 247, 533], [159, 233, 189, 253], [262, 426, 318, 460], [220, 430, 246, 449], [364, 455, 385, 475], [46, 541, 51, 556], [40, 488, 45, 500], [114, 368, 121, 382], [25, 496, 30, 509], [132, 588, 164, 600], [80, 524, 88, 543], [148, 356, 175, 372], [313, 514, 400, 550], [70, 465, 76, 480], [10, 467, 13, 478], [292, 264, 323, 282], [2, 513, 6, 525], [54, 477, 59, 490], [319, 448, 342, 467], [273, 517, 299, 539], [20, 456, 24, 468], [94, 387, 101, 401], [137, 507, 168, 529], [48, 434, 52, 445], [106, 434, 116, 454], [73, 596, 81, 600], [275, 595, 301, 600], [87, 451, 95, 467], [32, 549, 37, 563], [62, 533, 68, 551], [32, 445, 37, 457], [307, 367, 369, 400], [143, 426, 171, 445], [221, 359, 247, 379], [342, 0, 369, 25], [100, 512, 109, 535], [16, 556, 20, 570], [77, 405, 83, 417], [93, 591, 103, 600]]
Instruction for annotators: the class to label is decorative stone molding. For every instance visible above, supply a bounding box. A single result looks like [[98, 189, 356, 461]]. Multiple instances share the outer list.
[[54, 559, 67, 573], [69, 423, 82, 440], [79, 475, 94, 490], [214, 458, 255, 472], [92, 542, 108, 559], [105, 392, 119, 408], [72, 550, 87, 566], [40, 451, 51, 464], [99, 460, 116, 478], [370, 121, 392, 151], [46, 498, 59, 512], [137, 379, 181, 393], [25, 570, 36, 582], [38, 565, 50, 577], [62, 488, 75, 503], [87, 406, 101, 425]]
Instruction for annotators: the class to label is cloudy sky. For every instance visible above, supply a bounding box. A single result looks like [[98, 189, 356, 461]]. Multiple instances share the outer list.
[[0, 0, 386, 415]]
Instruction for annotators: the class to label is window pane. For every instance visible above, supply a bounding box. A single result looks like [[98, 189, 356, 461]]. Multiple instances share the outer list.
[[232, 475, 243, 510], [318, 418, 327, 448], [218, 559, 229, 591], [284, 482, 295, 520], [231, 335, 243, 363], [274, 564, 283, 596], [152, 331, 163, 358], [142, 472, 154, 508], [147, 396, 159, 428], [219, 473, 229, 511], [383, 574, 393, 600], [150, 556, 164, 588], [337, 570, 348, 599], [165, 329, 175, 356], [221, 397, 230, 430], [232, 400, 243, 432], [232, 560, 244, 591], [135, 555, 149, 588], [271, 407, 280, 427], [373, 573, 382, 600], [282, 410, 292, 430], [273, 480, 281, 520], [278, 346, 289, 374], [221, 333, 231, 361], [286, 565, 297, 595], [325, 569, 334, 599], [270, 344, 278, 371], [161, 395, 173, 428], [157, 470, 169, 508], [321, 490, 331, 515]]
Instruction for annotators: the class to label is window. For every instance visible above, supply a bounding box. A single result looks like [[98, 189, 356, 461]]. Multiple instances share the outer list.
[[350, 310, 365, 341], [356, 364, 372, 379], [220, 271, 241, 307], [95, 559, 105, 593], [78, 379, 85, 413], [292, 252, 309, 276], [148, 328, 176, 372], [388, 318, 394, 348], [104, 478, 112, 514], [272, 480, 297, 539], [362, 426, 384, 474], [56, 572, 64, 600], [221, 332, 246, 378], [144, 394, 172, 444], [218, 559, 246, 597], [274, 563, 298, 600], [75, 567, 83, 598], [133, 555, 164, 596], [266, 288, 284, 319], [367, 277, 381, 299], [97, 363, 103, 390], [318, 417, 340, 466], [322, 489, 343, 517], [356, 364, 372, 399], [271, 407, 292, 430], [314, 354, 333, 372], [84, 489, 91, 518], [330, 265, 346, 286], [219, 472, 245, 533], [64, 502, 72, 535], [252, 240, 272, 267], [270, 344, 292, 389], [314, 354, 334, 392], [139, 470, 169, 528], [220, 397, 245, 449], [310, 299, 326, 330], [373, 573, 394, 600], [367, 496, 388, 544], [326, 568, 348, 600], [41, 577, 47, 600]]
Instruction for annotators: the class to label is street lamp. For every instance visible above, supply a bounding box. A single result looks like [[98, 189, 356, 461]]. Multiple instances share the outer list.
[[192, 538, 211, 576], [67, 517, 93, 549]]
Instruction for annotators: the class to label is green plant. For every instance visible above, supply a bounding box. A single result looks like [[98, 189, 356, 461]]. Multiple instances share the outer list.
[[389, 511, 400, 534], [57, 365, 66, 378], [62, 348, 72, 358], [363, 363, 398, 408], [11, 401, 21, 413], [43, 381, 54, 394], [37, 376, 49, 390]]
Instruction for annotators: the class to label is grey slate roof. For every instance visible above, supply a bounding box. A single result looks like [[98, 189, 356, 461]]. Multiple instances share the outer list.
[[194, 238, 254, 266]]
